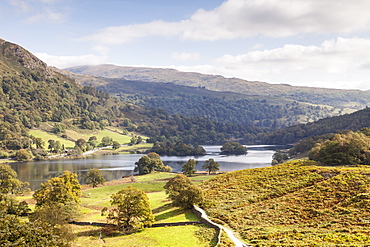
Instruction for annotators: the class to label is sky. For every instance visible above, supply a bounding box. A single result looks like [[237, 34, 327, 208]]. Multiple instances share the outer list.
[[2, 0, 370, 91]]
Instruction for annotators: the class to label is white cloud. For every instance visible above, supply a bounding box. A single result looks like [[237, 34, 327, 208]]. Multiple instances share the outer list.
[[172, 52, 201, 61], [82, 0, 370, 44], [172, 37, 370, 90], [7, 0, 69, 23], [25, 9, 66, 23], [35, 53, 107, 69], [7, 0, 31, 13]]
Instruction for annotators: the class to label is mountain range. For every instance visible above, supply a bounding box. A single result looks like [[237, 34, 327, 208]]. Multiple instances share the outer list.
[[65, 64, 370, 109], [2, 38, 370, 150], [60, 65, 370, 129]]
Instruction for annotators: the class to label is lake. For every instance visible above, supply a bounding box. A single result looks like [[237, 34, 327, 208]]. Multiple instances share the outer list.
[[10, 145, 283, 190]]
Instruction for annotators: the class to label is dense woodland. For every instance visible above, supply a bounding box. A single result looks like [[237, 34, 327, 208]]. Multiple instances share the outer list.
[[62, 71, 340, 128], [262, 107, 370, 144]]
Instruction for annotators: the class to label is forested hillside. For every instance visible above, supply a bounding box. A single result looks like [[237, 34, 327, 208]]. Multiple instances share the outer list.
[[0, 39, 126, 149], [59, 69, 339, 128], [0, 39, 267, 151], [66, 64, 370, 110], [261, 107, 370, 144]]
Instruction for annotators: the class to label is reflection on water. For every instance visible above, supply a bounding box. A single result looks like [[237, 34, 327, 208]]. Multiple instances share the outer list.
[[10, 145, 280, 190]]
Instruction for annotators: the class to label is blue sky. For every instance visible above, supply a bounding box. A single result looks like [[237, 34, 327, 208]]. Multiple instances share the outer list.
[[2, 0, 370, 90]]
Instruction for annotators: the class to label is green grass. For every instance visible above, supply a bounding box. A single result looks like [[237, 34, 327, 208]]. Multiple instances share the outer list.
[[18, 171, 218, 246], [94, 130, 131, 144], [30, 128, 144, 152], [72, 224, 212, 247], [135, 172, 176, 182], [29, 129, 75, 149], [65, 129, 132, 144]]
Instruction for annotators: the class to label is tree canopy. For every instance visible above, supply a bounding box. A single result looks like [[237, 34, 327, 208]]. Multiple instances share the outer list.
[[202, 159, 220, 175], [85, 168, 106, 188], [134, 152, 172, 175], [0, 164, 29, 195], [309, 131, 370, 166], [164, 174, 204, 209], [33, 170, 81, 207], [220, 142, 248, 155], [0, 212, 70, 247], [182, 159, 197, 177], [104, 186, 154, 231]]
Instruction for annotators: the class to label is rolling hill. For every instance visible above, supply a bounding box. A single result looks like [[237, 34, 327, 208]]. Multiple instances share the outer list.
[[0, 39, 268, 150], [59, 67, 353, 129], [66, 64, 370, 110], [200, 160, 370, 246]]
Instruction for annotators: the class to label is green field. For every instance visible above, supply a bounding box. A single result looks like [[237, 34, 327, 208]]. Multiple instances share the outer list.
[[71, 172, 218, 246], [29, 129, 76, 149], [16, 172, 219, 246], [29, 128, 139, 150]]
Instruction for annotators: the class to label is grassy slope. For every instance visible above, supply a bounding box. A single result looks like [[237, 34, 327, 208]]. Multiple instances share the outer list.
[[18, 172, 218, 246], [200, 160, 370, 246], [29, 129, 76, 149], [73, 172, 218, 246], [29, 128, 133, 150]]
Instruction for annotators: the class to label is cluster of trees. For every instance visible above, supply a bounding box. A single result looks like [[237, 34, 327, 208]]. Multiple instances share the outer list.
[[0, 165, 76, 246], [271, 150, 289, 165], [261, 107, 370, 145], [164, 174, 204, 209], [150, 141, 206, 156], [308, 130, 370, 166], [220, 142, 248, 155], [181, 158, 220, 177], [0, 165, 108, 245], [102, 173, 204, 233], [134, 152, 172, 175]]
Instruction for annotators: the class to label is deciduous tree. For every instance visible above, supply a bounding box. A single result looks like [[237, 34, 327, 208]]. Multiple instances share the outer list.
[[164, 174, 204, 209], [134, 152, 172, 175], [202, 158, 220, 175], [0, 212, 70, 247], [309, 131, 370, 166], [0, 164, 29, 194], [112, 141, 120, 150], [15, 149, 32, 161], [182, 159, 197, 177], [85, 168, 106, 188], [33, 171, 81, 207], [104, 186, 154, 231]]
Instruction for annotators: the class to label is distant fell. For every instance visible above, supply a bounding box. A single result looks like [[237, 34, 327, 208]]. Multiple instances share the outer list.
[[66, 64, 370, 109], [57, 67, 338, 128]]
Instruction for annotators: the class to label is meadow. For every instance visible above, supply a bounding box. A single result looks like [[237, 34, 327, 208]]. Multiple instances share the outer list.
[[20, 172, 219, 247]]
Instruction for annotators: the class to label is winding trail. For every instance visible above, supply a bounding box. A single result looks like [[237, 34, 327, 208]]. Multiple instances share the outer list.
[[194, 205, 250, 247]]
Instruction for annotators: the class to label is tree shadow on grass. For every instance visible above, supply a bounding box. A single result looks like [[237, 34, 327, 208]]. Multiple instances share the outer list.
[[153, 203, 198, 222], [75, 227, 101, 237]]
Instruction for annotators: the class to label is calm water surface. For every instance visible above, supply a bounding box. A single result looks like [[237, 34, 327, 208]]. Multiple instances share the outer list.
[[10, 145, 282, 190]]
